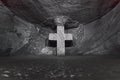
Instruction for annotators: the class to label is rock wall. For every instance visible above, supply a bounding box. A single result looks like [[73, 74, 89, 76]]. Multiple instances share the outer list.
[[0, 1, 120, 56], [0, 2, 39, 56], [73, 2, 120, 55]]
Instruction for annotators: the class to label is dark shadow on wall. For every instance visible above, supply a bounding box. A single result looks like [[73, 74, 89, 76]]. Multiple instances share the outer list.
[[108, 45, 120, 56], [0, 48, 12, 56]]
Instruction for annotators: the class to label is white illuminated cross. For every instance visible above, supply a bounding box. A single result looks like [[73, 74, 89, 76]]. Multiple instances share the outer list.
[[49, 17, 73, 56]]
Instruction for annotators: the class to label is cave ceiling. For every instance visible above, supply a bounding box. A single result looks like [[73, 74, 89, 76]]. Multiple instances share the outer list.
[[1, 0, 120, 26]]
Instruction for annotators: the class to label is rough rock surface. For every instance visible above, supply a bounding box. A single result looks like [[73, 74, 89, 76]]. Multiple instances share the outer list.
[[0, 57, 120, 80], [0, 1, 120, 56], [1, 0, 120, 24]]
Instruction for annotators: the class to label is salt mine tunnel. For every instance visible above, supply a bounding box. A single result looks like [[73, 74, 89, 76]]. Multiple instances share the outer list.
[[1, 1, 120, 80], [0, 0, 120, 56]]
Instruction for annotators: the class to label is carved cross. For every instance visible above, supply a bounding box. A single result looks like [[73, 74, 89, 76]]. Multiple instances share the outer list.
[[49, 16, 73, 56]]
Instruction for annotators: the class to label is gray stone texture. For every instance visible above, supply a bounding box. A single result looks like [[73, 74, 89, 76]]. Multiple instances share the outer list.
[[0, 1, 120, 55]]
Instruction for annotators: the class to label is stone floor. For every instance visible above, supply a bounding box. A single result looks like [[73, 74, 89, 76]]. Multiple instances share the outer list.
[[0, 56, 120, 80]]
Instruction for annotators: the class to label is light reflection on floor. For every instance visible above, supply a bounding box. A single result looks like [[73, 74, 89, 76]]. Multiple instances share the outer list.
[[0, 56, 120, 80]]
